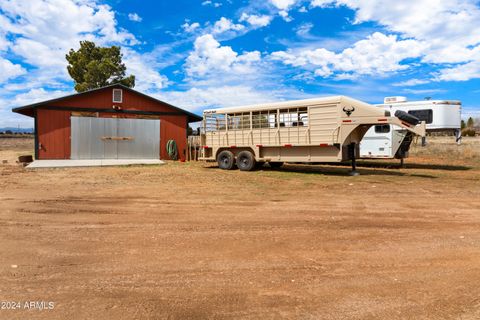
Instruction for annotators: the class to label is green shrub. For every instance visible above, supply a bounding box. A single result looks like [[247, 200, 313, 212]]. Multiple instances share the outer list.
[[462, 128, 476, 137]]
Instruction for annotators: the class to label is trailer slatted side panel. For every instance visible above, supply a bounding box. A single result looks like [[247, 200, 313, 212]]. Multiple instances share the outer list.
[[206, 104, 340, 147], [308, 104, 339, 144], [251, 128, 278, 145], [278, 127, 309, 145]]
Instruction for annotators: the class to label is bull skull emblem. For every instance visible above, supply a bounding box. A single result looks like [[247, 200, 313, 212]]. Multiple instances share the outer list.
[[343, 106, 355, 117]]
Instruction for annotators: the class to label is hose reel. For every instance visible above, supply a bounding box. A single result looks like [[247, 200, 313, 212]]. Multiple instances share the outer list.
[[166, 139, 178, 160]]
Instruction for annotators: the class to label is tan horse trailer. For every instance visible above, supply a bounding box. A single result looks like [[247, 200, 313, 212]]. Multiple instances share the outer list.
[[199, 96, 426, 174]]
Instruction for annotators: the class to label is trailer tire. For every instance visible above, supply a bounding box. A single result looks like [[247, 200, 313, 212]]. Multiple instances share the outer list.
[[268, 162, 284, 168], [236, 150, 256, 171], [394, 110, 420, 126], [217, 150, 235, 170]]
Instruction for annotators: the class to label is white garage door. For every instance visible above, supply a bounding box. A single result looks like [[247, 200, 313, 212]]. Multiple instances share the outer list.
[[71, 117, 160, 159]]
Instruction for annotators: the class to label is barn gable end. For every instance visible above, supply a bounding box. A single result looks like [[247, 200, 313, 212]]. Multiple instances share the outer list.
[[12, 84, 201, 161]]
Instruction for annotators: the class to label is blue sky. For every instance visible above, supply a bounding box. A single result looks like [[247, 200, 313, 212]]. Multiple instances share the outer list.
[[1, 0, 479, 128]]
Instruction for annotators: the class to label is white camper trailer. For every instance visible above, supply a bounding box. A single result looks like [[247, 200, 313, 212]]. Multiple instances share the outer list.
[[360, 97, 462, 160]]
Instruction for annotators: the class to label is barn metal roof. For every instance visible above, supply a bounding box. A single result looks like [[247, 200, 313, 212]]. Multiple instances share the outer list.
[[12, 83, 202, 122]]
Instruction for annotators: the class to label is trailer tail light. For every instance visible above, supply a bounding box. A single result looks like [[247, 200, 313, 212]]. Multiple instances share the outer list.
[[401, 121, 411, 127], [230, 146, 237, 148], [378, 118, 388, 122], [319, 143, 330, 147], [284, 144, 293, 147], [342, 120, 352, 123], [202, 146, 209, 149], [256, 144, 263, 147]]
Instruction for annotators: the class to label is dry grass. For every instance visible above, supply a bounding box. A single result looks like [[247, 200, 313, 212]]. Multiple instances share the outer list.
[[0, 137, 479, 319], [2, 135, 478, 164], [410, 136, 480, 164], [0, 137, 34, 165]]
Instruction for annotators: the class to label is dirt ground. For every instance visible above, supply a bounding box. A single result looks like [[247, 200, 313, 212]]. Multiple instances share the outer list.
[[1, 137, 479, 319]]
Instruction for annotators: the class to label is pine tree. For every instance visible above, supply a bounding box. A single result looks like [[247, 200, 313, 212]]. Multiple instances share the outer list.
[[467, 117, 474, 128], [66, 41, 135, 92]]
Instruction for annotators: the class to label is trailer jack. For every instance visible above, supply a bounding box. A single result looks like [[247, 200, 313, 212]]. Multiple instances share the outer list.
[[348, 143, 360, 176]]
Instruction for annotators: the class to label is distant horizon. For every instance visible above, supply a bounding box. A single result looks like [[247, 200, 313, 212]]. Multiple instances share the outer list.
[[0, 127, 34, 131], [1, 0, 479, 127]]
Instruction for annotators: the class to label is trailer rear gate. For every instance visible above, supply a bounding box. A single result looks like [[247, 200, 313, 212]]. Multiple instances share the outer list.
[[71, 117, 160, 160]]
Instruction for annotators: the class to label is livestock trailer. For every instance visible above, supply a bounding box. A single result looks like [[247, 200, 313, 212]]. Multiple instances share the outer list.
[[360, 96, 462, 160], [199, 96, 426, 174]]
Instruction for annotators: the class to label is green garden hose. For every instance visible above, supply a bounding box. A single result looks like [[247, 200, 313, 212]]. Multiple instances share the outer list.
[[166, 139, 178, 160]]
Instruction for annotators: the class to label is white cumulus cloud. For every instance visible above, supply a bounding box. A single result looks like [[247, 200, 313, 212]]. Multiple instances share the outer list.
[[239, 13, 273, 28], [201, 0, 222, 8], [0, 0, 139, 75], [185, 34, 261, 77], [310, 0, 480, 81], [122, 49, 169, 92], [270, 0, 297, 10], [212, 17, 245, 34], [270, 0, 298, 21], [393, 79, 429, 87], [156, 85, 281, 112], [0, 0, 170, 127], [0, 57, 27, 82], [10, 88, 71, 108], [435, 60, 480, 82], [182, 22, 200, 33], [271, 32, 425, 78], [128, 13, 142, 22]]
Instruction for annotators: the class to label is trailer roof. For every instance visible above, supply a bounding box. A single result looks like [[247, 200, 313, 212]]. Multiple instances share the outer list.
[[375, 100, 461, 107], [204, 95, 372, 114]]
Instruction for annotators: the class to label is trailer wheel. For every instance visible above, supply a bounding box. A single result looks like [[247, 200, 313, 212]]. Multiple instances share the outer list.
[[217, 150, 235, 170], [236, 150, 256, 171], [268, 162, 284, 168]]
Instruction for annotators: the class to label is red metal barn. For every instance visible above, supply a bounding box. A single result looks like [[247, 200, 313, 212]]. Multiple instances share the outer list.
[[12, 84, 201, 161]]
